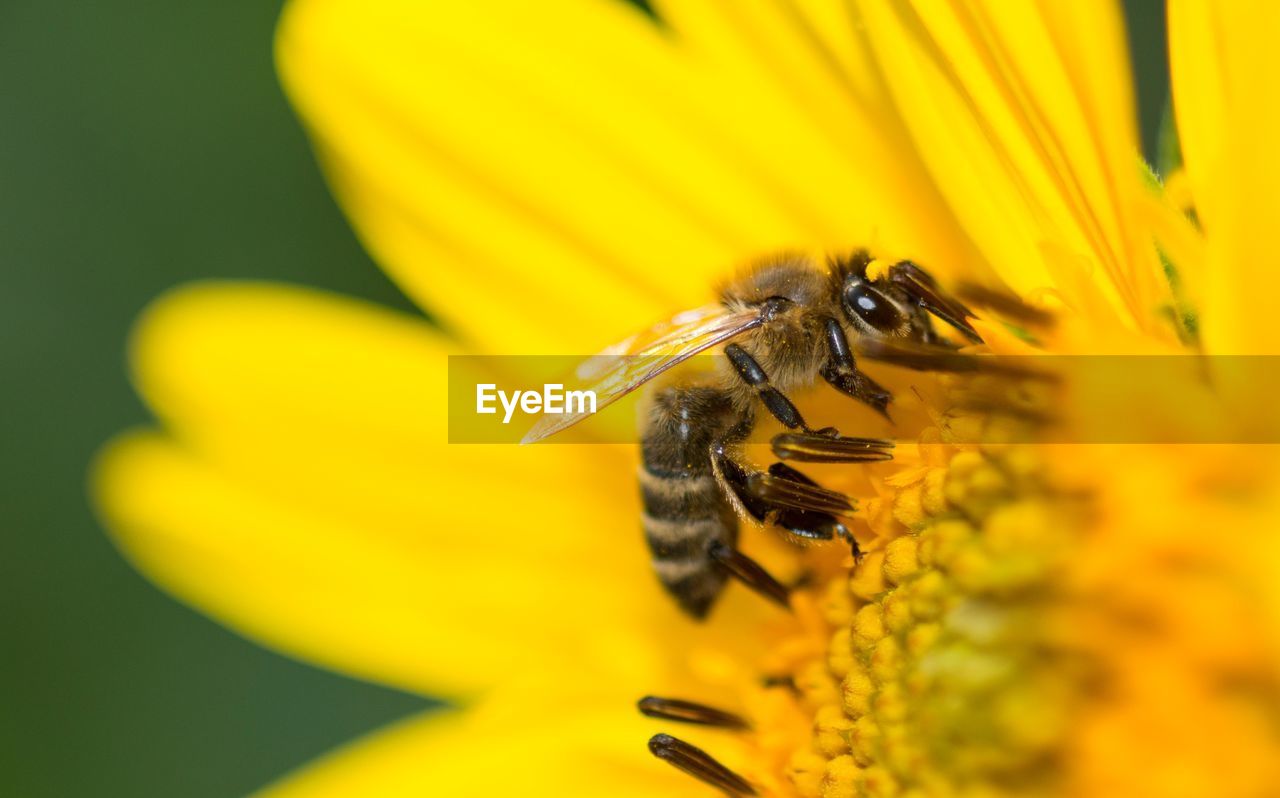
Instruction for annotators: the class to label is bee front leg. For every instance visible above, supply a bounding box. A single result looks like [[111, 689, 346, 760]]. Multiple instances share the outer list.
[[819, 317, 893, 418], [723, 343, 812, 432]]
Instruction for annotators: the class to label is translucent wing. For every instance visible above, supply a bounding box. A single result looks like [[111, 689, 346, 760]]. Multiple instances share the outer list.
[[522, 304, 763, 443]]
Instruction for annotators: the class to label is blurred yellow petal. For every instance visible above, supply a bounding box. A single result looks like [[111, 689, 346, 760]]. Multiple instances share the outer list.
[[1170, 0, 1280, 353], [276, 0, 984, 355], [650, 0, 989, 281], [94, 283, 680, 696], [1166, 0, 1226, 233], [257, 692, 718, 798], [854, 0, 1167, 332], [132, 281, 448, 444], [276, 0, 764, 354], [127, 282, 626, 542], [95, 431, 674, 697]]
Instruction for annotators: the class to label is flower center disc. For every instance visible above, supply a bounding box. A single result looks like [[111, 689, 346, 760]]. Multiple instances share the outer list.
[[753, 445, 1084, 798]]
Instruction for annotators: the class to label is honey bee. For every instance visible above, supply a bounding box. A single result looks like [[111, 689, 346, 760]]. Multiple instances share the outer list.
[[525, 251, 981, 618]]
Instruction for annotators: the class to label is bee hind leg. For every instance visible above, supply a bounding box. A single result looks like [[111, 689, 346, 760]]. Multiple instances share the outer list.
[[750, 463, 863, 562], [700, 442, 843, 611], [707, 542, 790, 609], [714, 445, 862, 562], [745, 463, 853, 517]]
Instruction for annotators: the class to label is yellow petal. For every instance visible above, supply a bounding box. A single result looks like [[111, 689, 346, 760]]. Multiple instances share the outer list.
[[854, 0, 1167, 332], [650, 0, 989, 280], [257, 691, 724, 798], [1170, 0, 1280, 353], [276, 0, 982, 355], [93, 283, 671, 696], [94, 431, 669, 698], [1166, 0, 1227, 234], [128, 283, 617, 535], [131, 281, 448, 443]]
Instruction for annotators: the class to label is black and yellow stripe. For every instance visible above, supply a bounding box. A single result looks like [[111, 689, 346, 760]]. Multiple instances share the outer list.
[[638, 386, 741, 619]]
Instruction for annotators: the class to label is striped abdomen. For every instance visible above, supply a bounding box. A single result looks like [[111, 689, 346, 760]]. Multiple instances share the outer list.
[[639, 386, 744, 619]]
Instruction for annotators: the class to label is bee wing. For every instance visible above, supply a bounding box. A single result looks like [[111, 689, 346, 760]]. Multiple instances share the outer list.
[[572, 304, 725, 382], [521, 305, 763, 443]]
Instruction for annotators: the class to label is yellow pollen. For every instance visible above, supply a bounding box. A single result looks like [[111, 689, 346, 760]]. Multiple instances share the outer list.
[[864, 259, 892, 282], [852, 605, 885, 645], [749, 445, 1084, 797], [821, 755, 860, 798], [733, 368, 1280, 797], [882, 538, 920, 584]]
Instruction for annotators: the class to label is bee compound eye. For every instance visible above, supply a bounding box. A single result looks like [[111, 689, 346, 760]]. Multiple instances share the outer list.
[[843, 281, 906, 334]]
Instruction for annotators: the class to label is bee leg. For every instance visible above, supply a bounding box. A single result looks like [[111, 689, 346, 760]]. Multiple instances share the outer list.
[[857, 338, 1055, 381], [715, 445, 861, 560], [745, 463, 853, 516], [886, 260, 984, 343], [718, 452, 849, 538], [820, 317, 893, 417], [648, 734, 758, 796], [637, 696, 750, 730], [955, 281, 1055, 328], [700, 443, 816, 609], [723, 343, 811, 432], [771, 429, 895, 464], [708, 542, 790, 609], [752, 463, 862, 561]]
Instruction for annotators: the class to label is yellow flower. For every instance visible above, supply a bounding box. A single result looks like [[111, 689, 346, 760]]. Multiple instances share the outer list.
[[92, 1, 1280, 796]]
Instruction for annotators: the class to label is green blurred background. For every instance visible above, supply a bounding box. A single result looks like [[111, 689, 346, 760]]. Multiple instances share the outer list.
[[0, 1, 1167, 795]]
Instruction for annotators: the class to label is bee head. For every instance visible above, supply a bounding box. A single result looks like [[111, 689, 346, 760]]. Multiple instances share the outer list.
[[838, 269, 912, 337]]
